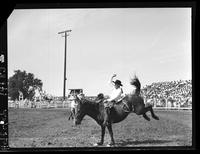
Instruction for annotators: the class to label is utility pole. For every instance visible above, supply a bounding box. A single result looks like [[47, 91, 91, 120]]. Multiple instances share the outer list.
[[58, 29, 72, 100]]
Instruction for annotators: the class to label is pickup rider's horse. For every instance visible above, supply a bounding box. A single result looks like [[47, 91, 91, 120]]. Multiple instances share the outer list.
[[74, 76, 159, 146]]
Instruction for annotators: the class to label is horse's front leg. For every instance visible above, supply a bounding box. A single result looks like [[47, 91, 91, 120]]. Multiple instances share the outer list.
[[94, 125, 105, 146], [99, 125, 106, 145], [107, 124, 115, 146]]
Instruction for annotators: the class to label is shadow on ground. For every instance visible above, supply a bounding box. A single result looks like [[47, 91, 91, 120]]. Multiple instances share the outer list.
[[116, 138, 172, 147]]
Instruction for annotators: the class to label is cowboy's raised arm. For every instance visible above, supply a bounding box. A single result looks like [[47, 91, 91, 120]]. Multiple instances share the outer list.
[[109, 74, 117, 86]]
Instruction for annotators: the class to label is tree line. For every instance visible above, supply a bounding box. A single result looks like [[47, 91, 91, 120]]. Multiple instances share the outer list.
[[8, 70, 43, 101]]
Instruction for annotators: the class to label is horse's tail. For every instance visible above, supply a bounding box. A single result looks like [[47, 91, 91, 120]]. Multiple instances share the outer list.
[[130, 75, 141, 96]]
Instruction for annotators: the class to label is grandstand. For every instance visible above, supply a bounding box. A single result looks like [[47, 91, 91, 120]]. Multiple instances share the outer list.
[[141, 79, 192, 110]]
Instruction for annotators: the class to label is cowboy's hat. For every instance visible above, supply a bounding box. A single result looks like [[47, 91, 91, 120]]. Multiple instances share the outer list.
[[113, 80, 123, 86]]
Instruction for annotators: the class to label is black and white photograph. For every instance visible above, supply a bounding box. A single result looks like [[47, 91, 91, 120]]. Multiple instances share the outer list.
[[6, 5, 192, 149]]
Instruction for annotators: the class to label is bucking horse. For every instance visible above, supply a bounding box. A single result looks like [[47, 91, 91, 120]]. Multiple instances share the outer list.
[[74, 76, 159, 146]]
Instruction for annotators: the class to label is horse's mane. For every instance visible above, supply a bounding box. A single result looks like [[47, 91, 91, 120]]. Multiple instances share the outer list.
[[82, 97, 98, 105]]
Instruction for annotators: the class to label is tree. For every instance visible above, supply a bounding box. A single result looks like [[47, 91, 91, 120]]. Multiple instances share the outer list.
[[8, 70, 43, 100]]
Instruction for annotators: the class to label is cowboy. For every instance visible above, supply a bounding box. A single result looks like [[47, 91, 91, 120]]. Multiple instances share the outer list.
[[103, 74, 124, 126]]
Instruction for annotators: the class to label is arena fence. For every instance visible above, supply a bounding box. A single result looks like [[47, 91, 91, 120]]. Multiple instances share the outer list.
[[8, 100, 192, 110], [8, 100, 71, 109], [153, 106, 192, 110]]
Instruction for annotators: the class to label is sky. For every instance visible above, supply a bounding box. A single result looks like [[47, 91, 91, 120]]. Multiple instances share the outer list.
[[8, 8, 191, 96]]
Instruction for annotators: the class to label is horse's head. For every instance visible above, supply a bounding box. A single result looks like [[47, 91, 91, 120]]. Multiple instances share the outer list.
[[74, 94, 86, 125], [95, 93, 104, 101]]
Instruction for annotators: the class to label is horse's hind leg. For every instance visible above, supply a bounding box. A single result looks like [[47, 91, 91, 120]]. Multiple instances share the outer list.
[[135, 105, 151, 121], [149, 106, 159, 120], [143, 104, 159, 120], [143, 113, 150, 121]]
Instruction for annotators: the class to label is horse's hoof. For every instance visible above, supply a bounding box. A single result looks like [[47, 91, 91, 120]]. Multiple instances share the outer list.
[[93, 143, 98, 146], [153, 116, 159, 120], [106, 143, 115, 147], [93, 142, 103, 146], [143, 115, 150, 121]]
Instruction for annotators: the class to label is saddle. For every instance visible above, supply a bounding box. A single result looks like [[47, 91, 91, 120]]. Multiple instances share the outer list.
[[95, 93, 132, 113]]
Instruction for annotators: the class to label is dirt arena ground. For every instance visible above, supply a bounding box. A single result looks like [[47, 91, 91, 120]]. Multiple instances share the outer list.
[[8, 108, 192, 148]]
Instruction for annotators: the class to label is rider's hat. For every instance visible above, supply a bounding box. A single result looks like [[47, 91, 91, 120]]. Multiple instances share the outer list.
[[113, 80, 123, 86]]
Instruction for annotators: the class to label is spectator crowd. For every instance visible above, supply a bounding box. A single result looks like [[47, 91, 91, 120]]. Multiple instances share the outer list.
[[141, 79, 192, 108]]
